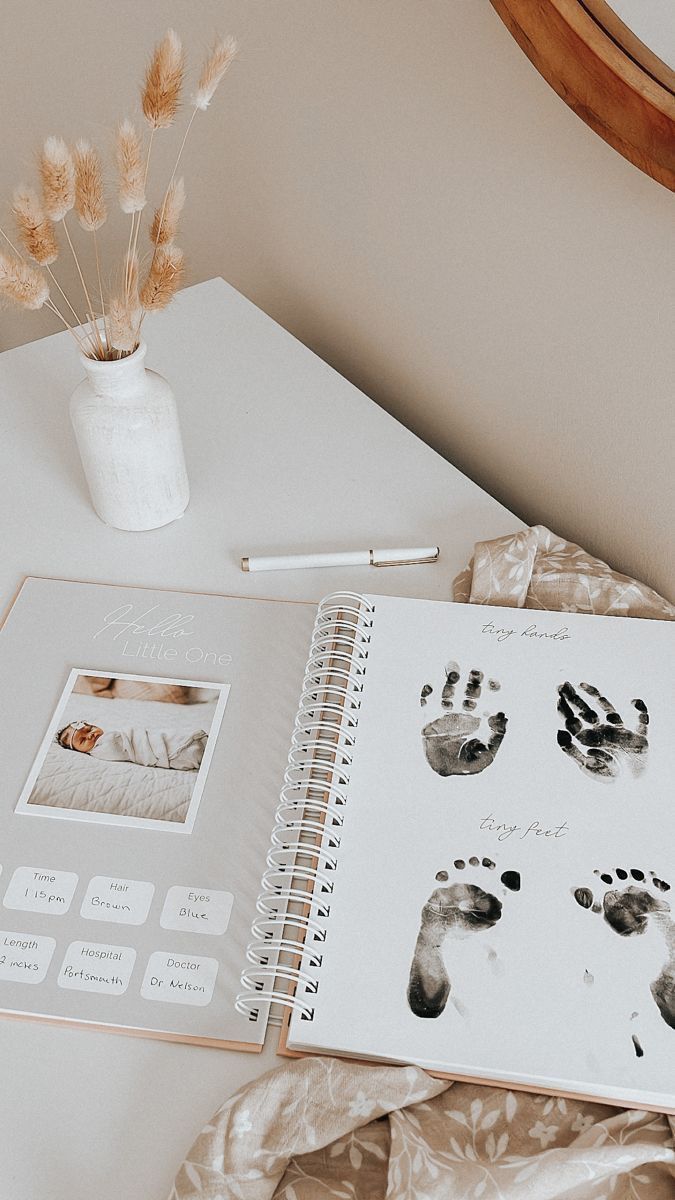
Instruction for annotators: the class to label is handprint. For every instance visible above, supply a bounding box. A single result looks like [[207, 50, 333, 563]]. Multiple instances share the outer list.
[[420, 662, 507, 777], [557, 681, 649, 780]]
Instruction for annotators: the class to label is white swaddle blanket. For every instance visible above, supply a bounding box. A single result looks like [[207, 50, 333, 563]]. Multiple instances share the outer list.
[[89, 728, 207, 771]]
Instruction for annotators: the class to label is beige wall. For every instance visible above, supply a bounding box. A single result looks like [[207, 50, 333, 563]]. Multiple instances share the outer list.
[[1, 1, 673, 598]]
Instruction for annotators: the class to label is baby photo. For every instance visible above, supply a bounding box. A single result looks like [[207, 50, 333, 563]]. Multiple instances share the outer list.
[[16, 670, 230, 832]]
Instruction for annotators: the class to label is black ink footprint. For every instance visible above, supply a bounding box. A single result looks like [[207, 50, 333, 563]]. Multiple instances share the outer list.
[[574, 868, 675, 1030], [557, 682, 649, 780], [408, 858, 521, 1018], [419, 663, 507, 776]]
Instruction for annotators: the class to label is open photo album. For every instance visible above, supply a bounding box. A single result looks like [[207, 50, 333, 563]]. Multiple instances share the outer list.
[[237, 591, 674, 1114], [1, 578, 673, 1111]]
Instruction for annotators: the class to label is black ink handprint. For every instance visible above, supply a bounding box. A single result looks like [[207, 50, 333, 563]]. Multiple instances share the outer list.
[[573, 868, 674, 1032], [557, 682, 649, 780], [408, 858, 521, 1018], [420, 662, 507, 776]]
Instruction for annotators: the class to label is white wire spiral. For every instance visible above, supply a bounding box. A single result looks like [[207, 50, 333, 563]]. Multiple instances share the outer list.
[[235, 592, 373, 1023]]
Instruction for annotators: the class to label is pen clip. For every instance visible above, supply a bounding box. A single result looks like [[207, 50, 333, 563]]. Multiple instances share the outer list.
[[370, 547, 440, 567]]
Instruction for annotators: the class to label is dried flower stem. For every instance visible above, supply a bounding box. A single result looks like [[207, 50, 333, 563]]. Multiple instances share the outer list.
[[0, 225, 23, 259], [124, 213, 136, 298], [45, 265, 82, 326], [144, 110, 194, 291], [93, 229, 108, 344], [52, 301, 101, 356], [44, 297, 89, 349], [62, 216, 105, 356], [128, 130, 155, 297], [151, 109, 195, 252]]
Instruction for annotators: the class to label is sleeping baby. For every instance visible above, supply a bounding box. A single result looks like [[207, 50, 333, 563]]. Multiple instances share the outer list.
[[56, 721, 207, 771]]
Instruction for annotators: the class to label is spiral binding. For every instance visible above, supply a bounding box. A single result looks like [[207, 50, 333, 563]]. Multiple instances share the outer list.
[[236, 592, 374, 1023]]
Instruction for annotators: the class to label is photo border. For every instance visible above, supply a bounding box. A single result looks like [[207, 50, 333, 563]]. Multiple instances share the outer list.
[[15, 668, 231, 833]]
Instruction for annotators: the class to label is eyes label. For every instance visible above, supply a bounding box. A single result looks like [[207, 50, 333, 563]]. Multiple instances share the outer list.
[[160, 886, 233, 935]]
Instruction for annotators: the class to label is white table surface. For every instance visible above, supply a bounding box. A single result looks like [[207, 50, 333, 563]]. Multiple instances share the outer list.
[[0, 277, 518, 1200]]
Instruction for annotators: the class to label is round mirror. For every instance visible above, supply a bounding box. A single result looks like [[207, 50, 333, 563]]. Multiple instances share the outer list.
[[491, 0, 675, 190]]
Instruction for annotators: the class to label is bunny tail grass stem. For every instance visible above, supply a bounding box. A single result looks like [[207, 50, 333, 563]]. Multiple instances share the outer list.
[[124, 214, 136, 297], [93, 229, 108, 345], [152, 107, 195, 251], [169, 106, 197, 184], [128, 129, 155, 295], [145, 107, 195, 287], [0, 226, 25, 260], [126, 210, 143, 298], [45, 265, 82, 326], [62, 216, 104, 356], [45, 298, 88, 349]]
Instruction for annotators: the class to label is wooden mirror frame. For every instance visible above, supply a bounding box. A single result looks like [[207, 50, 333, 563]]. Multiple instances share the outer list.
[[490, 0, 675, 190]]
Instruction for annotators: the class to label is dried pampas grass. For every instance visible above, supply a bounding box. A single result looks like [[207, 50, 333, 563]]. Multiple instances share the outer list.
[[193, 35, 238, 110], [74, 140, 107, 231], [116, 120, 146, 214], [6, 25, 238, 357], [0, 252, 50, 309], [150, 176, 185, 246], [142, 29, 184, 129], [39, 136, 75, 222], [12, 187, 59, 265], [140, 243, 184, 310]]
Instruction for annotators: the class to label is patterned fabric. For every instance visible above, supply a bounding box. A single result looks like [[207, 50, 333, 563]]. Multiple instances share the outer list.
[[452, 525, 675, 619], [170, 525, 675, 1200], [171, 1056, 675, 1199]]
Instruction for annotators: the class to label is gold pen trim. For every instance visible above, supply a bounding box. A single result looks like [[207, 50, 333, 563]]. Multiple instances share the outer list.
[[371, 547, 440, 567]]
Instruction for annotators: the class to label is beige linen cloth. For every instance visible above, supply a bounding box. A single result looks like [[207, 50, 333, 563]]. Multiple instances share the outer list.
[[171, 525, 675, 1200]]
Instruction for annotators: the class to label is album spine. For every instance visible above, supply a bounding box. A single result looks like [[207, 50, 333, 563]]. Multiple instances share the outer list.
[[235, 591, 374, 1023]]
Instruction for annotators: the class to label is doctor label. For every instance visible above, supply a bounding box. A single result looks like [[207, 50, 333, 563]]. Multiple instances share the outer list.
[[141, 951, 218, 1006]]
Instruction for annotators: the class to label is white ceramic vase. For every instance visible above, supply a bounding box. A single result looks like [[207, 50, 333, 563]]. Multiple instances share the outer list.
[[69, 341, 189, 531]]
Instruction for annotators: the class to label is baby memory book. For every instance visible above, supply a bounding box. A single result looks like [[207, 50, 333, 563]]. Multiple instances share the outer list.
[[236, 591, 675, 1114], [0, 576, 316, 1051], [1, 579, 673, 1111]]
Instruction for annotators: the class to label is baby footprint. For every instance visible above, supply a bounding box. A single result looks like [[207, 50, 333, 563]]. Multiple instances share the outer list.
[[408, 857, 521, 1018], [573, 868, 674, 1030]]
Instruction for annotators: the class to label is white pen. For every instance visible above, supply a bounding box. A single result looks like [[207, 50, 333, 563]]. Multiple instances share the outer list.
[[241, 546, 439, 573]]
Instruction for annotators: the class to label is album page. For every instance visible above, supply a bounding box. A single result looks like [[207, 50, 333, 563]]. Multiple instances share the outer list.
[[0, 577, 314, 1047], [288, 595, 674, 1110]]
